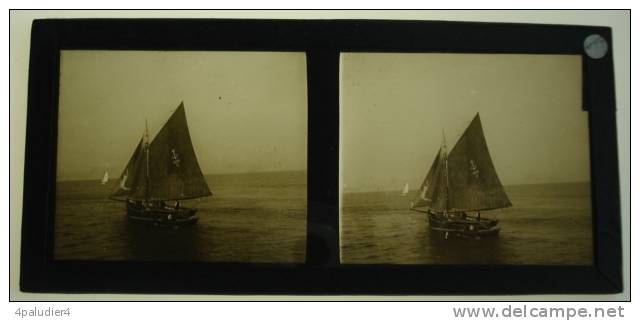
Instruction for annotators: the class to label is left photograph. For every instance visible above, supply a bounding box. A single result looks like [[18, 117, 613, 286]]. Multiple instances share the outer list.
[[55, 51, 308, 263]]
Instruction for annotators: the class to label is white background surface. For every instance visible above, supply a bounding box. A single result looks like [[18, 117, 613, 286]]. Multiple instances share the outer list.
[[6, 7, 631, 316]]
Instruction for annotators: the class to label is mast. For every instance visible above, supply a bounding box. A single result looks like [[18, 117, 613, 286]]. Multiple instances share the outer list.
[[145, 118, 150, 202], [442, 129, 448, 216]]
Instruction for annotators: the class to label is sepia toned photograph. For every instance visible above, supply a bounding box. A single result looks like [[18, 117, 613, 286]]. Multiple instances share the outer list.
[[340, 53, 592, 265], [55, 51, 308, 263]]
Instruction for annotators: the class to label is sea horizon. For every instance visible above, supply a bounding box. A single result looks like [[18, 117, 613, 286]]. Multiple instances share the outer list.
[[341, 180, 590, 195], [56, 169, 307, 183]]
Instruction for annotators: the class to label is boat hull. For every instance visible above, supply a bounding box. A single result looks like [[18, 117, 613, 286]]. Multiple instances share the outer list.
[[428, 212, 499, 239], [127, 203, 198, 226]]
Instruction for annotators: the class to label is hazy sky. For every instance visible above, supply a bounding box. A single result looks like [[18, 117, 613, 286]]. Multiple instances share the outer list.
[[340, 53, 589, 193], [57, 50, 307, 181]]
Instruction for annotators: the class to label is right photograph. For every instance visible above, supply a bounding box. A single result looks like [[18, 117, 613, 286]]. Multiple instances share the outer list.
[[340, 53, 592, 265]]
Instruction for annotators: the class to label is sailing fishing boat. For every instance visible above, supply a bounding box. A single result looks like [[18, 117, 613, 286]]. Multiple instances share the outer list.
[[410, 113, 511, 239], [401, 182, 409, 196], [109, 102, 212, 226], [100, 171, 109, 185]]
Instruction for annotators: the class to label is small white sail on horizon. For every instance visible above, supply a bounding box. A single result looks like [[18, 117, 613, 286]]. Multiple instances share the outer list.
[[401, 182, 409, 196], [101, 171, 109, 185]]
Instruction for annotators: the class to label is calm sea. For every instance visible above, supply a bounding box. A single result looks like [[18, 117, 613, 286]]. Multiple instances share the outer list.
[[55, 171, 307, 263], [340, 182, 593, 265]]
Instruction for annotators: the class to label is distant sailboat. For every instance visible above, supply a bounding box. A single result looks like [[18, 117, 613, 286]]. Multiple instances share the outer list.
[[109, 102, 212, 226], [100, 171, 109, 185], [401, 182, 409, 196], [409, 113, 512, 239]]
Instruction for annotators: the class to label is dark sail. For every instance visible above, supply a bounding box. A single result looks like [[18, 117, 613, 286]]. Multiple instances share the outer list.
[[110, 137, 146, 200], [140, 102, 212, 201], [446, 114, 512, 211], [411, 113, 511, 213], [412, 148, 448, 211]]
